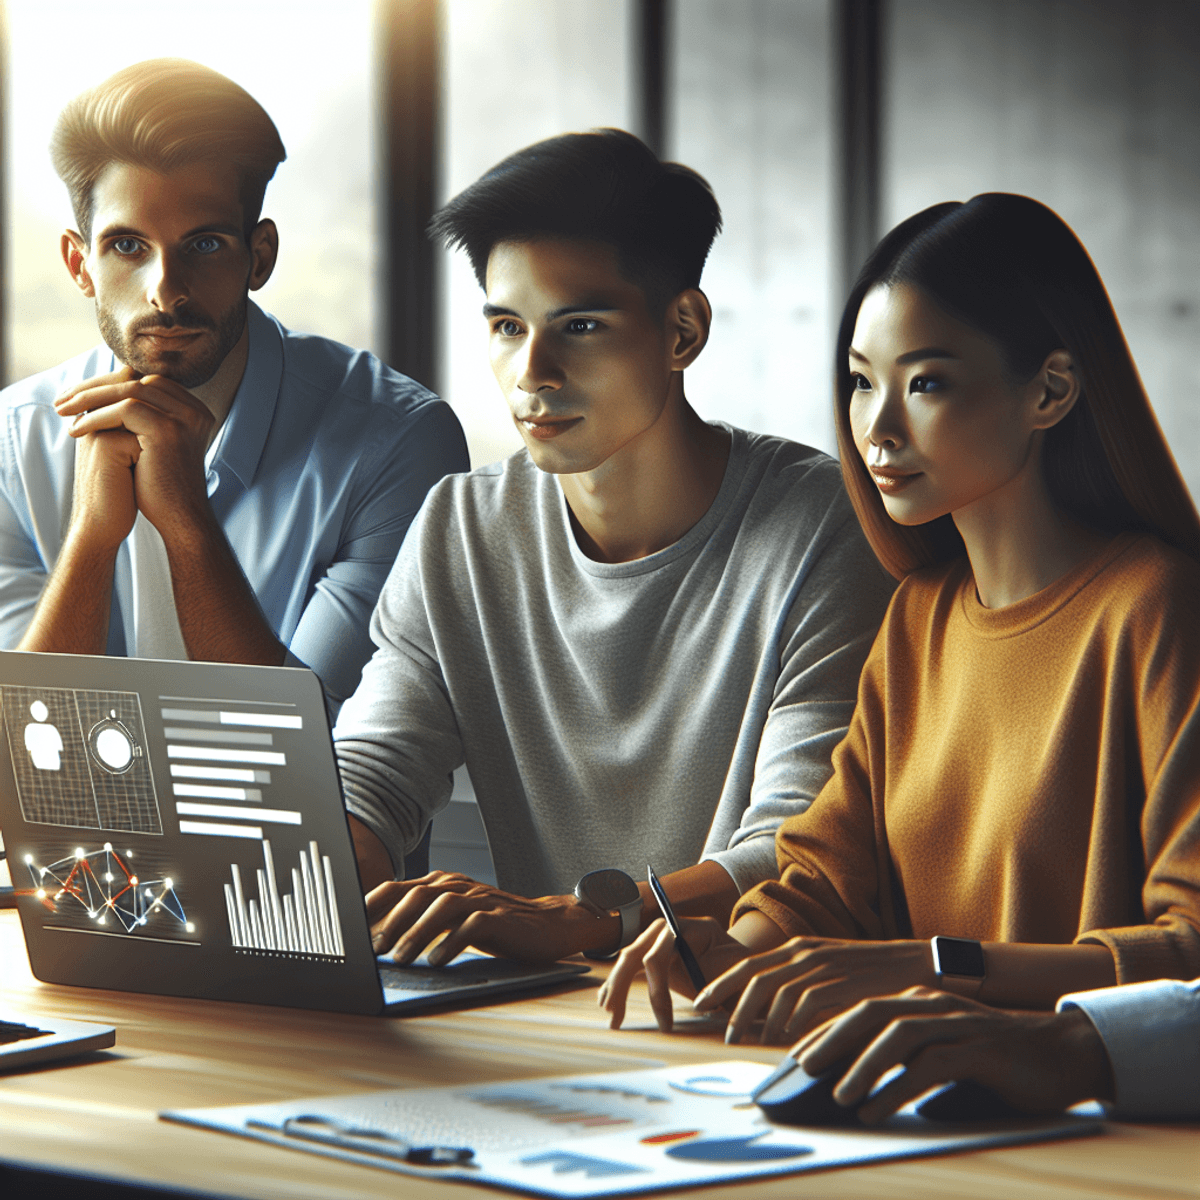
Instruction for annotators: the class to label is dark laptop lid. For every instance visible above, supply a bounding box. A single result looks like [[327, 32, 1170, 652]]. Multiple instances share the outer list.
[[0, 651, 384, 1014]]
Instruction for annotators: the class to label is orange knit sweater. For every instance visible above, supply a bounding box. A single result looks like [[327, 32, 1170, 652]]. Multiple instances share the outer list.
[[736, 533, 1200, 984]]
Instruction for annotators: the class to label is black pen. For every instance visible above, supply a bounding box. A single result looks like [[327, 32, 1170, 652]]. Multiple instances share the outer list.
[[646, 865, 707, 993], [251, 1115, 475, 1167]]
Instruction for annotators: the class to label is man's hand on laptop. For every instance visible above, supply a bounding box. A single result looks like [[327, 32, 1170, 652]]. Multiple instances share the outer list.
[[352, 819, 744, 967], [56, 367, 215, 541], [366, 874, 617, 966]]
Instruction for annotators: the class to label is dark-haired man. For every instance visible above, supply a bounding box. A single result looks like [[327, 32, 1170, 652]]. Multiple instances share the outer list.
[[0, 59, 467, 708], [335, 129, 894, 964]]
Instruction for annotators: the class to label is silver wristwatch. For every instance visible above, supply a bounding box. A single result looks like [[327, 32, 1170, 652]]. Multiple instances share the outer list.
[[574, 868, 643, 959]]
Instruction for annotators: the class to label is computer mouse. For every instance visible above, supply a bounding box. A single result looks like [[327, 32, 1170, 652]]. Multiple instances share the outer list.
[[915, 1079, 1025, 1121], [752, 1053, 859, 1126]]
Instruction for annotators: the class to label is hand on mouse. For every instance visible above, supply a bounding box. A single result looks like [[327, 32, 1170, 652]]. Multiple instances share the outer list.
[[753, 1053, 861, 1126], [788, 985, 1115, 1124]]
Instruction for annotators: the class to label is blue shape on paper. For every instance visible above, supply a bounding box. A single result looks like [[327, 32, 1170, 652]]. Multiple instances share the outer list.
[[665, 1134, 813, 1162], [667, 1062, 770, 1097], [520, 1151, 649, 1178]]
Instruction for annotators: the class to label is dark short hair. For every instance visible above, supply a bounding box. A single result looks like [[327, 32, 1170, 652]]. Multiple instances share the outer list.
[[51, 58, 286, 244], [428, 128, 722, 312], [835, 193, 1200, 577]]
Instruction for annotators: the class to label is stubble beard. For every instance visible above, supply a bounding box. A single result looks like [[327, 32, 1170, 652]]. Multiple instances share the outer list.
[[96, 297, 248, 389]]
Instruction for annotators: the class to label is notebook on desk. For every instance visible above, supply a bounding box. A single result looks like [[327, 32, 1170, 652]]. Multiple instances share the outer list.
[[0, 650, 587, 1015]]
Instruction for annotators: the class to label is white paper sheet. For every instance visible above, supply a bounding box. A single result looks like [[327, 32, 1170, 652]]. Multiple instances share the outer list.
[[162, 1060, 1101, 1196]]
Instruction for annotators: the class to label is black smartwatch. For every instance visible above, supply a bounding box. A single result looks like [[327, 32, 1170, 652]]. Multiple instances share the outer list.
[[574, 869, 643, 960], [930, 936, 986, 997]]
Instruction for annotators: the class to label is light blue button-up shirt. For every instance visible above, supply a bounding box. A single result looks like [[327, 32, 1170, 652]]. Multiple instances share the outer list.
[[1059, 977, 1200, 1118], [0, 302, 469, 709]]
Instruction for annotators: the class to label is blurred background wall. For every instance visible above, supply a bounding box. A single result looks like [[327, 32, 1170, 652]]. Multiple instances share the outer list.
[[2, 0, 1196, 884]]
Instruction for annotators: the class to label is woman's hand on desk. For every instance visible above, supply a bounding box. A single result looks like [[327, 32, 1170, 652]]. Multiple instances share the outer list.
[[699, 937, 936, 1044], [601, 925, 939, 1045], [366, 873, 615, 965], [599, 917, 754, 1031]]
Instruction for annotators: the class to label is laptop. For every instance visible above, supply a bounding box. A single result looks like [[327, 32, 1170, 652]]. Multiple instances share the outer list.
[[0, 650, 587, 1015], [1, 1012, 115, 1070]]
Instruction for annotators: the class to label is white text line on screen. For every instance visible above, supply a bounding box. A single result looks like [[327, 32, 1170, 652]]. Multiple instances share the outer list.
[[167, 746, 286, 766], [176, 802, 300, 825], [161, 708, 302, 729], [170, 765, 272, 783], [173, 784, 264, 802], [179, 821, 265, 839]]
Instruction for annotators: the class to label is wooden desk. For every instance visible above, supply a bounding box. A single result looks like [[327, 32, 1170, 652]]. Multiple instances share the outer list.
[[1, 911, 1196, 1199]]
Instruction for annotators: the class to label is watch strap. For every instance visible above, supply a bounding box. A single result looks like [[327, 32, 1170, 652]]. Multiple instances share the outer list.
[[614, 896, 640, 950]]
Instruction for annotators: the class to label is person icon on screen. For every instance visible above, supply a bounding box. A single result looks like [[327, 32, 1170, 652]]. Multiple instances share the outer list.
[[24, 701, 64, 770]]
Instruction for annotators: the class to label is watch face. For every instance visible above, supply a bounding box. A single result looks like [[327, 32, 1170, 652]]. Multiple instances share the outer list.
[[935, 937, 985, 978], [578, 869, 639, 911]]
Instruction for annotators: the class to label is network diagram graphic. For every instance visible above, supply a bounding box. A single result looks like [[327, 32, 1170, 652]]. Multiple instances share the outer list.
[[24, 843, 194, 936]]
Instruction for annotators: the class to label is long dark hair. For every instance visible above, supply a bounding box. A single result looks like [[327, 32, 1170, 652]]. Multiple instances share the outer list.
[[835, 194, 1200, 578]]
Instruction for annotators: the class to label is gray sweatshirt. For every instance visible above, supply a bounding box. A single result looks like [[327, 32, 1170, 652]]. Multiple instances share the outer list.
[[333, 425, 894, 897]]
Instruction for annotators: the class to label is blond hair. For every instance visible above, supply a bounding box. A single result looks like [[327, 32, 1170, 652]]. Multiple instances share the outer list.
[[51, 58, 286, 243]]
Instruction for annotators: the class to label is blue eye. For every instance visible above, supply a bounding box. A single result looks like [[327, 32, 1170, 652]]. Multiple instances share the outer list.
[[112, 237, 142, 256], [191, 235, 222, 254], [494, 319, 522, 337], [910, 375, 943, 393]]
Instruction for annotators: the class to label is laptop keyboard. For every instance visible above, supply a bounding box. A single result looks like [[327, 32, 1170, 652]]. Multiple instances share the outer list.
[[377, 958, 533, 992], [1, 1020, 52, 1044]]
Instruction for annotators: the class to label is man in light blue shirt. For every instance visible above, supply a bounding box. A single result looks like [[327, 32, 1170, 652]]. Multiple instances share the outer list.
[[0, 59, 466, 709]]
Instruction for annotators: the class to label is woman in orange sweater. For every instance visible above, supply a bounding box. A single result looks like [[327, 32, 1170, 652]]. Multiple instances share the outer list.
[[601, 193, 1200, 1044]]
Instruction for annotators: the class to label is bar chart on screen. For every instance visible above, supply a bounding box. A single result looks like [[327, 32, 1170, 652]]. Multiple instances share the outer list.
[[223, 838, 345, 961], [161, 696, 305, 839]]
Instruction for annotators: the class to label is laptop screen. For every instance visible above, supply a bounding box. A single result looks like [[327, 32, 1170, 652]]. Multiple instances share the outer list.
[[0, 652, 383, 1014]]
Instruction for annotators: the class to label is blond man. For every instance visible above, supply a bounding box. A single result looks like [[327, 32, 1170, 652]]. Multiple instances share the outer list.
[[0, 59, 467, 708]]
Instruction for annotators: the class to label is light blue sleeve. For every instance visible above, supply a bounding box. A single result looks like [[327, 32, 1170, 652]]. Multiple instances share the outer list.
[[1058, 978, 1200, 1118], [0, 502, 48, 651], [285, 402, 469, 715], [0, 351, 119, 650], [0, 405, 72, 649]]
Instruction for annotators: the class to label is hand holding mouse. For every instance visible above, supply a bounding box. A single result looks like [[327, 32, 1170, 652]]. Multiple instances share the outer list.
[[787, 985, 1114, 1124]]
